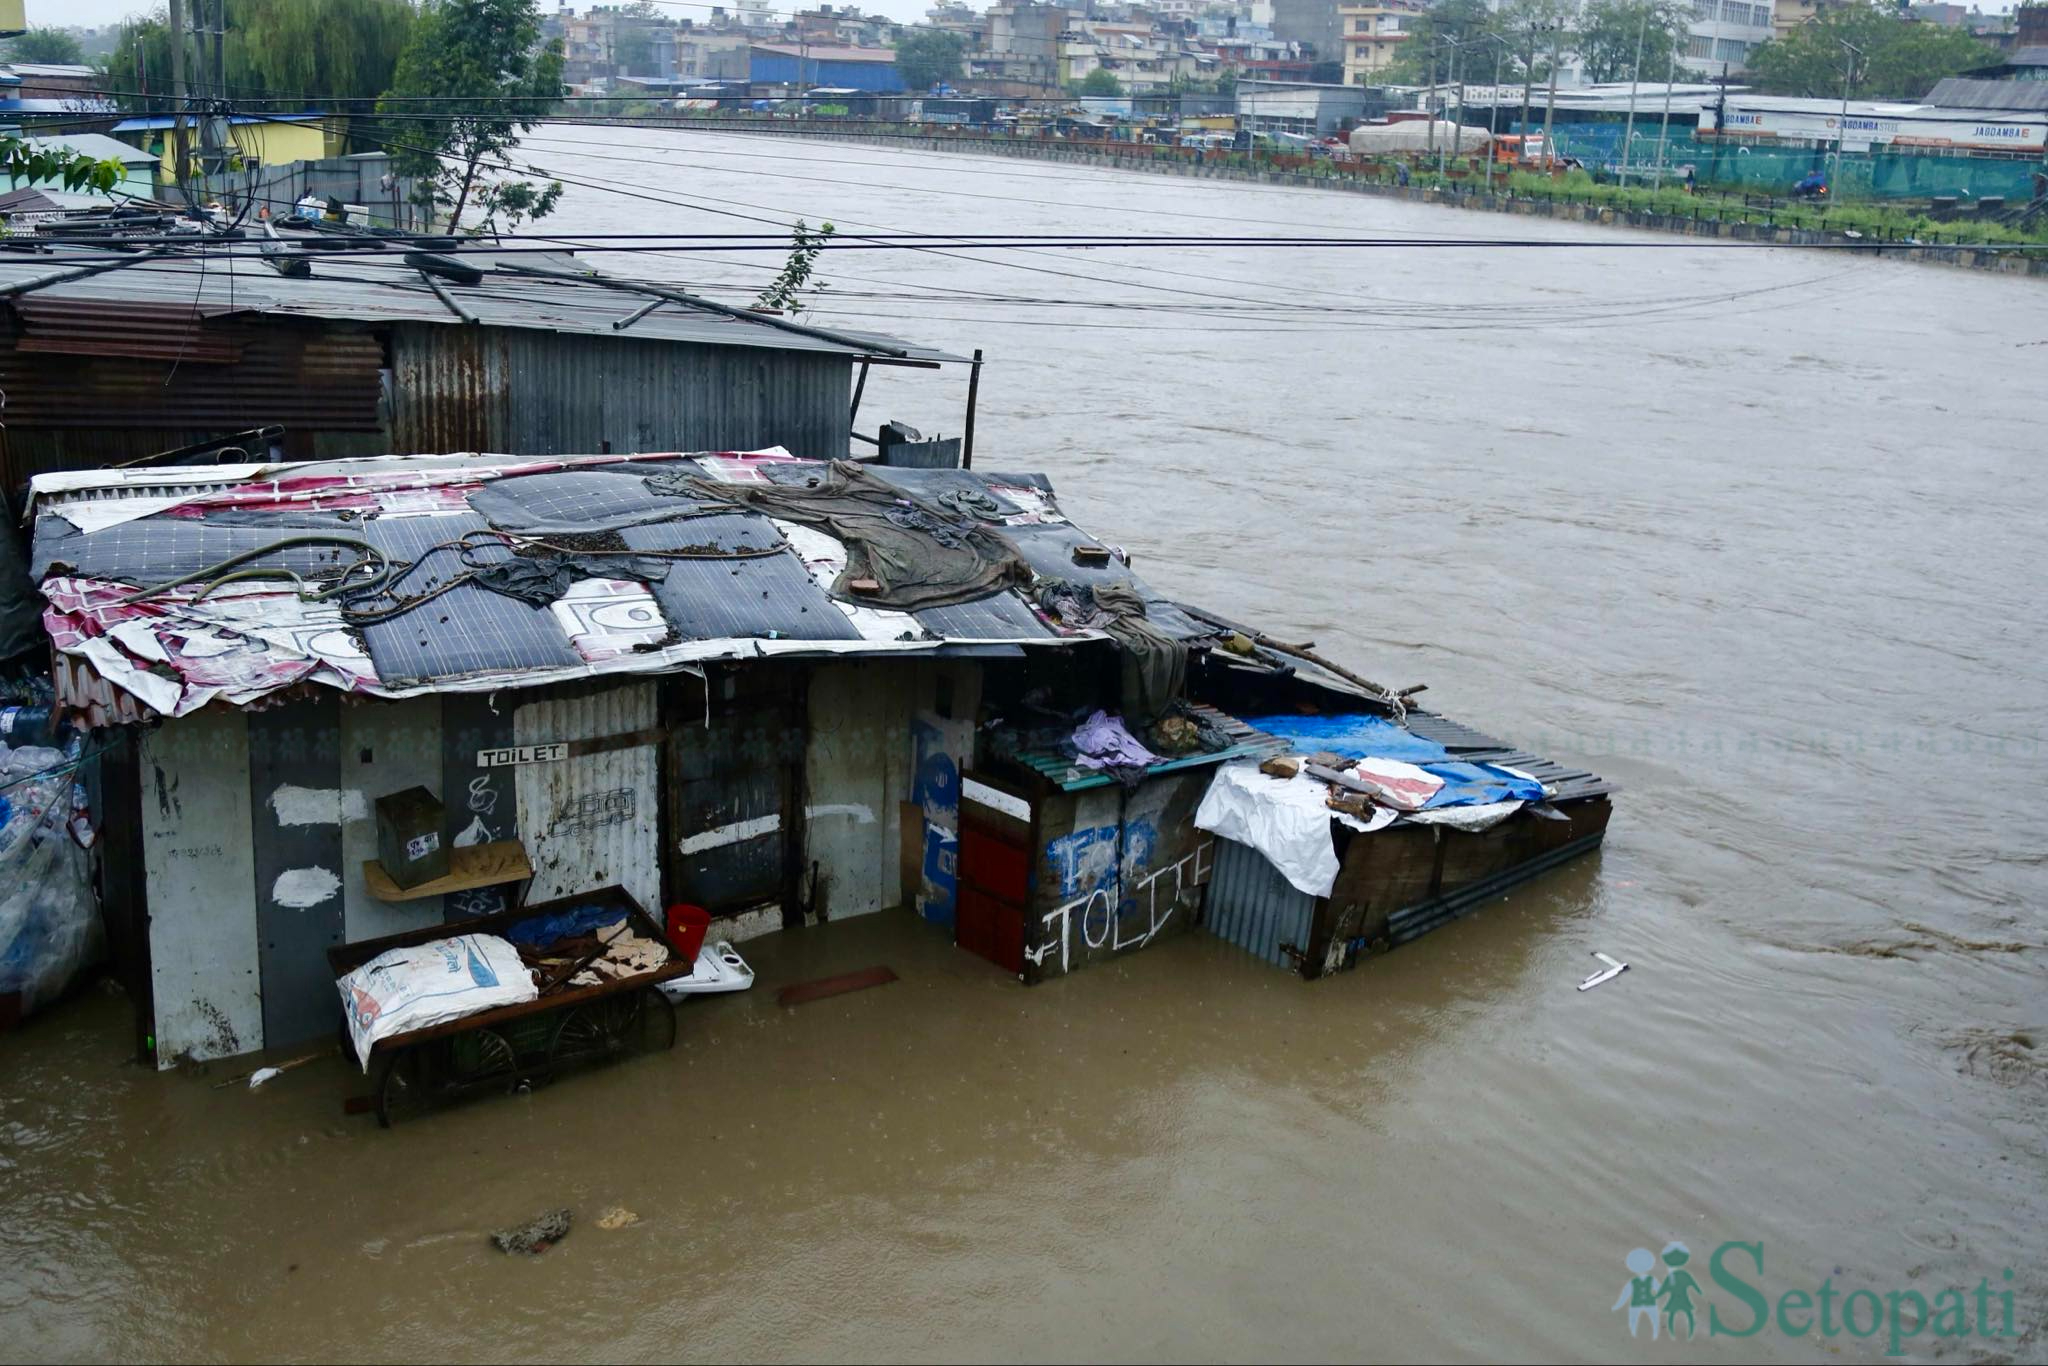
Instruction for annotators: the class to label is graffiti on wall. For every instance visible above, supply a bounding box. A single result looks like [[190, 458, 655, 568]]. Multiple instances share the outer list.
[[1026, 835, 1214, 974], [912, 716, 960, 925]]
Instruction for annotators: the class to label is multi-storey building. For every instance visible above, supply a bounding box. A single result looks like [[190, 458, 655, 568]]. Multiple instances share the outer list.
[[1337, 0, 1421, 86]]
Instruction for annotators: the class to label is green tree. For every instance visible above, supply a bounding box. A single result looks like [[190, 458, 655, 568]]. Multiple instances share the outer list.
[[894, 29, 966, 90], [1744, 1, 1996, 98], [1385, 0, 1506, 87], [378, 0, 564, 229], [1573, 0, 1688, 85], [1074, 67, 1126, 97], [2, 136, 124, 193], [104, 0, 413, 113], [5, 28, 86, 64]]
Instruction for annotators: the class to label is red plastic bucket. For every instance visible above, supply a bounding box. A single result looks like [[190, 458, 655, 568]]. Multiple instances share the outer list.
[[665, 903, 711, 962]]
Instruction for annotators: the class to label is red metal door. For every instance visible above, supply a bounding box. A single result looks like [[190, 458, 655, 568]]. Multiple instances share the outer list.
[[956, 813, 1028, 974]]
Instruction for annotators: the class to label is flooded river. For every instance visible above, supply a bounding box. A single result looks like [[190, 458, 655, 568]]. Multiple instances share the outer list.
[[3, 126, 2044, 1362]]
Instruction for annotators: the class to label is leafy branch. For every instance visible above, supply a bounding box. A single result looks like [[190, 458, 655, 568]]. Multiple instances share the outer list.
[[754, 219, 836, 315], [1, 137, 125, 195]]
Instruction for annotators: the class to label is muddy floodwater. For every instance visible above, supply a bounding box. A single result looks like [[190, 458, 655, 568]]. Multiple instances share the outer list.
[[3, 126, 2045, 1363]]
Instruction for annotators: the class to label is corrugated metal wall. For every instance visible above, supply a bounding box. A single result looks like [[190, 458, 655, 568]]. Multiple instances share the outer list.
[[387, 325, 854, 459], [514, 682, 661, 914], [1204, 837, 1315, 971]]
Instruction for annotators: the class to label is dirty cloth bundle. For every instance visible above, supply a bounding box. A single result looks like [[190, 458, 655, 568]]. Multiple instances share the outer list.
[[680, 461, 1032, 611], [1070, 709, 1160, 787], [470, 551, 670, 609], [1035, 579, 1186, 723]]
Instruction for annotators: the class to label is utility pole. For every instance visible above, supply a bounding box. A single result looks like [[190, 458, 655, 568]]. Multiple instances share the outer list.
[[1831, 38, 1861, 196], [1653, 46, 1675, 188], [1619, 9, 1646, 186], [168, 0, 191, 199], [1542, 26, 1560, 170], [1520, 22, 1537, 147], [1449, 33, 1465, 166], [1426, 39, 1439, 160], [1441, 34, 1458, 172], [211, 0, 225, 107], [1425, 38, 1441, 160], [1484, 34, 1504, 194]]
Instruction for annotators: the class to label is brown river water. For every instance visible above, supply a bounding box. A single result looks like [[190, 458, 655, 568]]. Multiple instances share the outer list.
[[2, 125, 2043, 1363]]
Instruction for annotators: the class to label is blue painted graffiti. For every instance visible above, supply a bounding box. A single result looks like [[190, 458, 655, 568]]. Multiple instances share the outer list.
[[912, 717, 960, 925]]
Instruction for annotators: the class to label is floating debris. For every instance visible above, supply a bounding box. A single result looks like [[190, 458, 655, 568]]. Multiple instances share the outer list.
[[492, 1209, 571, 1255], [1578, 952, 1629, 992]]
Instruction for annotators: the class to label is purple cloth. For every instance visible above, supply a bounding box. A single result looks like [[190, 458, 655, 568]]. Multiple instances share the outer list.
[[1072, 710, 1160, 771]]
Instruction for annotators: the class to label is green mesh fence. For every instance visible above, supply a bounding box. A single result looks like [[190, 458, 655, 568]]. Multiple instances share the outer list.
[[1518, 126, 2045, 203]]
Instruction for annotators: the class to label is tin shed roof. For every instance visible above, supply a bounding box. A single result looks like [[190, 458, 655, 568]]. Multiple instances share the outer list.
[[31, 450, 1210, 719], [0, 236, 960, 366]]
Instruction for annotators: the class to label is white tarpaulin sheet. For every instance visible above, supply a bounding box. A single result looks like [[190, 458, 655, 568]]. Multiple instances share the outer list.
[[1194, 761, 1394, 898]]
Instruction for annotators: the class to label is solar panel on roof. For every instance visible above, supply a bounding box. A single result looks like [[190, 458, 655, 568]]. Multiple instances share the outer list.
[[620, 522, 861, 643], [354, 514, 585, 686], [468, 465, 714, 534]]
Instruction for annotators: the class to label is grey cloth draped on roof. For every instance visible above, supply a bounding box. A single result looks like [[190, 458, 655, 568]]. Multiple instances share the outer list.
[[674, 460, 1032, 612], [1036, 578, 1186, 724]]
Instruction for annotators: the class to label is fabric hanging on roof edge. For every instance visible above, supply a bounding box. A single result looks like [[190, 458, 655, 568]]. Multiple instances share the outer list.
[[1036, 578, 1186, 725], [674, 460, 1033, 612], [1193, 761, 1394, 899]]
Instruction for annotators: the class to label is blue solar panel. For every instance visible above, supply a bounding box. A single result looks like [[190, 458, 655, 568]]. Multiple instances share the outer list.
[[622, 521, 861, 643], [469, 464, 713, 533], [354, 514, 585, 686]]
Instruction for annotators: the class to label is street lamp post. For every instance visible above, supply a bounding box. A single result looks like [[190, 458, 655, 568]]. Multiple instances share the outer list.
[[1653, 46, 1676, 189], [1473, 32, 1508, 195], [1619, 10, 1647, 187], [1831, 38, 1863, 198]]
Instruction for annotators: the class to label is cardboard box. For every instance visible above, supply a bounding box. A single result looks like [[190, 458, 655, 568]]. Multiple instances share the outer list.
[[375, 786, 448, 890]]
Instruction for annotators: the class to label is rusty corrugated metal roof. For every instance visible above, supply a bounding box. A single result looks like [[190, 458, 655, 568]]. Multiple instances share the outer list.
[[0, 241, 960, 365]]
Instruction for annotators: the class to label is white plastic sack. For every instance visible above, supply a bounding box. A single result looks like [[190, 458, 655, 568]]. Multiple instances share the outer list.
[[1194, 762, 1393, 898], [0, 744, 102, 1016], [337, 934, 537, 1070]]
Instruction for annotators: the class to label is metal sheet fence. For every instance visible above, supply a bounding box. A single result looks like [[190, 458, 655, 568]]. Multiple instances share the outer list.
[[1203, 836, 1314, 971]]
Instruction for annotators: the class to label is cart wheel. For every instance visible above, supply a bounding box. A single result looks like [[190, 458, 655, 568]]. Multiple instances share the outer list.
[[550, 994, 635, 1067], [450, 1028, 519, 1094], [634, 987, 677, 1054], [373, 1047, 428, 1129]]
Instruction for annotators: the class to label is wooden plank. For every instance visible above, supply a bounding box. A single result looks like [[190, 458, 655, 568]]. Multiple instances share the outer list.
[[776, 965, 899, 1007], [362, 840, 534, 902]]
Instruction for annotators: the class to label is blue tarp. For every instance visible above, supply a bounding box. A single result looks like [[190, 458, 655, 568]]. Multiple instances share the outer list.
[[1244, 712, 1545, 808], [505, 903, 627, 948], [1420, 761, 1546, 808], [1242, 712, 1450, 763]]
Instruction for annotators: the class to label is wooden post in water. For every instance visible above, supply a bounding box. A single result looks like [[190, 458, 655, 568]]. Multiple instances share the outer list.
[[963, 349, 984, 470]]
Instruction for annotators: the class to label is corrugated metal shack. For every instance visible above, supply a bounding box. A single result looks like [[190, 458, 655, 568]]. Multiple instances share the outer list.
[[30, 448, 1615, 1069], [0, 225, 962, 488]]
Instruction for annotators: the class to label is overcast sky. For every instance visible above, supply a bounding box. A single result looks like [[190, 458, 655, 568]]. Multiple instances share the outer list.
[[29, 0, 948, 35], [21, 0, 2028, 39]]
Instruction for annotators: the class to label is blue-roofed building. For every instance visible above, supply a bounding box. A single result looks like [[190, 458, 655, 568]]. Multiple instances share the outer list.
[[749, 42, 904, 93]]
